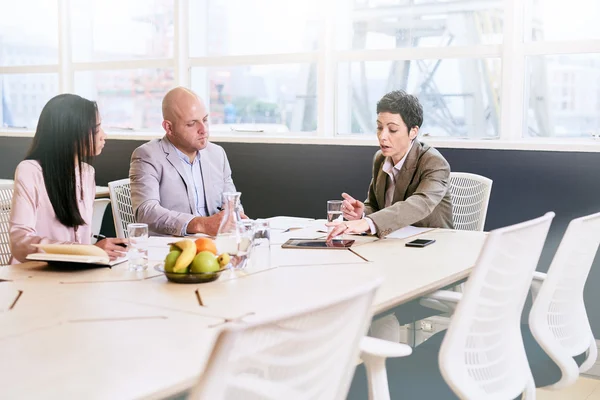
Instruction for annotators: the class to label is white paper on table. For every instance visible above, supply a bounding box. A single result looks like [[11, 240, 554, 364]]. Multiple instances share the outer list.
[[26, 252, 128, 267], [384, 226, 435, 240], [266, 216, 315, 231]]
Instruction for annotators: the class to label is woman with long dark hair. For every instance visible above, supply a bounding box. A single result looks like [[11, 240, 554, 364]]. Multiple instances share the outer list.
[[9, 94, 126, 263]]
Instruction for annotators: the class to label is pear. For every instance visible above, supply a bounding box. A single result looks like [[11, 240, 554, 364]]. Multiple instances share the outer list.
[[164, 250, 183, 273], [217, 253, 231, 268]]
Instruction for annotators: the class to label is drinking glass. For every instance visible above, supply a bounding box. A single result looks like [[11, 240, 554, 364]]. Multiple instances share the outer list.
[[215, 192, 243, 255], [327, 200, 343, 238], [230, 220, 254, 270], [251, 220, 271, 269], [127, 223, 148, 271]]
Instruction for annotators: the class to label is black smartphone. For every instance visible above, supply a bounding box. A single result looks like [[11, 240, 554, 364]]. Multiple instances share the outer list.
[[405, 238, 436, 248]]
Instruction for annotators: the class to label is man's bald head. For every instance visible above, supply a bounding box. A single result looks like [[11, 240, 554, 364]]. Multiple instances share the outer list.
[[162, 87, 203, 121], [161, 87, 210, 157]]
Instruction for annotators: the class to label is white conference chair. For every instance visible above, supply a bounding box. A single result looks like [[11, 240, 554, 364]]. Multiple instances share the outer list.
[[350, 213, 555, 400], [107, 178, 135, 238], [418, 172, 493, 313], [0, 183, 14, 265], [526, 211, 600, 389], [449, 172, 493, 232], [91, 198, 111, 243], [421, 212, 600, 391], [190, 277, 383, 400]]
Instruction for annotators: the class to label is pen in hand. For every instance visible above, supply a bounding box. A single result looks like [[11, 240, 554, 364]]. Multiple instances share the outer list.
[[93, 234, 128, 248]]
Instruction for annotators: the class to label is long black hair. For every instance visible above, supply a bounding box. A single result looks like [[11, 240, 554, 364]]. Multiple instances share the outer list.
[[26, 94, 98, 228]]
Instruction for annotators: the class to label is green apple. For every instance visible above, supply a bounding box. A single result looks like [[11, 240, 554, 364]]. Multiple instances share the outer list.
[[190, 251, 220, 273], [164, 250, 184, 273]]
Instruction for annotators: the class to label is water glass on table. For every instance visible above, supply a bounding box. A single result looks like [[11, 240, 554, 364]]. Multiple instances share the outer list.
[[327, 200, 344, 238], [251, 220, 271, 269], [127, 223, 148, 271], [231, 220, 254, 270]]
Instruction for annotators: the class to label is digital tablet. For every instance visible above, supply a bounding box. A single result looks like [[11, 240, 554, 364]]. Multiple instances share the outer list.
[[281, 238, 355, 249]]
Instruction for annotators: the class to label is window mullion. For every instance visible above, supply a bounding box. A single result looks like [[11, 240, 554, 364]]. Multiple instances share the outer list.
[[174, 0, 190, 88], [57, 0, 73, 93], [317, 0, 336, 137], [499, 0, 525, 141]]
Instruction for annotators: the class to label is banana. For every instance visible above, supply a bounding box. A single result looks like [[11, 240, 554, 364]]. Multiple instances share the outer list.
[[170, 239, 196, 273]]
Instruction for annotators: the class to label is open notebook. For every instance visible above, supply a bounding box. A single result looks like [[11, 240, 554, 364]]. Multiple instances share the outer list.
[[26, 244, 128, 267]]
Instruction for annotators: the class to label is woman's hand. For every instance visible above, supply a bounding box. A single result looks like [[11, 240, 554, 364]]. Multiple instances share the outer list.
[[341, 192, 365, 221], [325, 219, 370, 241], [95, 238, 128, 260]]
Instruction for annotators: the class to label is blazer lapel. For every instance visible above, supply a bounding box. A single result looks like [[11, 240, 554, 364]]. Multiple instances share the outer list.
[[162, 137, 196, 214], [393, 141, 420, 203], [199, 149, 214, 211], [375, 160, 387, 209]]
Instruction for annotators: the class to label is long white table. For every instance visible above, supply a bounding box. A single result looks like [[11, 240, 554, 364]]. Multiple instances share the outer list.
[[0, 220, 487, 399]]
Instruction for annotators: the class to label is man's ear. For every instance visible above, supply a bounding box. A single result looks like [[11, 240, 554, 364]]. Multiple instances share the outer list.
[[162, 120, 172, 135], [409, 126, 419, 140]]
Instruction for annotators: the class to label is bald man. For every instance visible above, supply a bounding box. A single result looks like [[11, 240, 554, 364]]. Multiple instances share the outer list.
[[129, 87, 238, 236]]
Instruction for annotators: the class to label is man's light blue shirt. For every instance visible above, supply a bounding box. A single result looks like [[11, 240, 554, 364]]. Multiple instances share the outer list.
[[173, 147, 208, 234]]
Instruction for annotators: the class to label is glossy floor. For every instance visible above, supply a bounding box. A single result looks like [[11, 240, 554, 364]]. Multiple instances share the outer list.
[[538, 377, 600, 400]]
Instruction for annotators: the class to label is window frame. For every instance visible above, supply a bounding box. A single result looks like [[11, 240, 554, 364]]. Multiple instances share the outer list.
[[0, 0, 599, 152]]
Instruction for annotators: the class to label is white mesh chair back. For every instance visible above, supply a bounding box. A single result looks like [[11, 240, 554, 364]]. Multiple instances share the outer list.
[[0, 184, 13, 265], [439, 212, 555, 399], [91, 198, 111, 242], [191, 278, 383, 400], [529, 212, 600, 388], [107, 179, 135, 238], [450, 172, 493, 231]]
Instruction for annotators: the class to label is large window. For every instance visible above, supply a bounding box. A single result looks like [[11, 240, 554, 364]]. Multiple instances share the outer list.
[[337, 58, 501, 137], [344, 0, 503, 49], [0, 74, 58, 128], [1, 0, 599, 145], [0, 0, 58, 66], [70, 0, 174, 62], [527, 0, 600, 42], [191, 0, 321, 56], [75, 69, 174, 130], [523, 0, 600, 138], [192, 64, 318, 133]]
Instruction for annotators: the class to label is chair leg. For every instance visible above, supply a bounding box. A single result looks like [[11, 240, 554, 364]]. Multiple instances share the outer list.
[[522, 377, 535, 399], [370, 314, 401, 343], [362, 353, 391, 400], [580, 336, 598, 373]]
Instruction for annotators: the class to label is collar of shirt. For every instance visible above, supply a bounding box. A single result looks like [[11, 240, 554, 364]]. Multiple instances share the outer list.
[[173, 145, 200, 166], [382, 140, 414, 183]]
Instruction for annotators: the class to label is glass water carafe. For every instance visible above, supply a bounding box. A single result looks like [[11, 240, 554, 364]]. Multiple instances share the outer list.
[[215, 192, 243, 262]]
